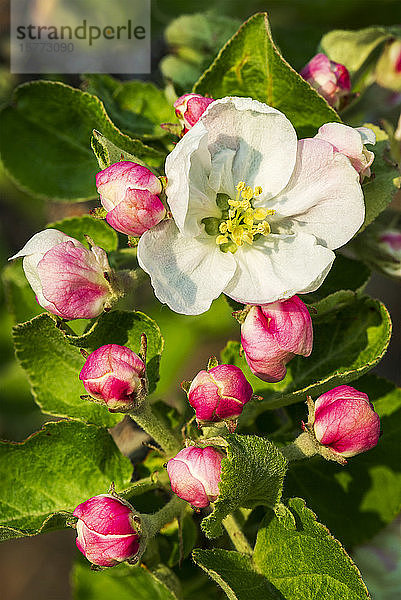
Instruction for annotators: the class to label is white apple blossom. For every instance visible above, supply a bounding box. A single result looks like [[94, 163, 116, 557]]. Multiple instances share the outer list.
[[137, 97, 366, 315]]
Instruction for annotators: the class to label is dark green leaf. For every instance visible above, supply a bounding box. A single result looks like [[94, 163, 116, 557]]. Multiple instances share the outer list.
[[285, 375, 401, 548], [253, 498, 370, 599], [0, 81, 163, 202], [194, 13, 340, 137], [201, 434, 287, 538], [0, 420, 132, 541], [46, 215, 118, 252]]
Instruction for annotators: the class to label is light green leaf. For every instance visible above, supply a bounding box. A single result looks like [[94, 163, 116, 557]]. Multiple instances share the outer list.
[[83, 75, 176, 140], [285, 374, 401, 548], [194, 13, 340, 137], [201, 434, 287, 539], [0, 81, 163, 202], [222, 295, 391, 417], [90, 129, 159, 172], [46, 215, 118, 252], [360, 124, 399, 231], [319, 27, 399, 78], [13, 311, 163, 425], [253, 498, 370, 599], [192, 549, 282, 600], [73, 561, 181, 600], [0, 420, 132, 541]]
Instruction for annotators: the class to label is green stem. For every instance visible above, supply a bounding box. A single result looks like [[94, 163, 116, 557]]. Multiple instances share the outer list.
[[142, 495, 186, 538], [222, 513, 253, 556], [129, 402, 182, 456], [280, 431, 318, 462]]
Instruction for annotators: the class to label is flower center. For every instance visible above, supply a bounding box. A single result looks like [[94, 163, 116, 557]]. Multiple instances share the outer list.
[[203, 182, 275, 254]]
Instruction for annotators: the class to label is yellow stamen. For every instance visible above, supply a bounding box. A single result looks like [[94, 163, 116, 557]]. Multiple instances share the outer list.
[[236, 181, 246, 191], [216, 235, 228, 245], [219, 222, 228, 234]]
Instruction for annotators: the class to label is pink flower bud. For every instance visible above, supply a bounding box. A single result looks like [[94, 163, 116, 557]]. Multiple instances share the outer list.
[[300, 53, 351, 108], [241, 296, 313, 383], [9, 229, 114, 320], [188, 364, 253, 426], [315, 123, 376, 180], [79, 344, 146, 412], [96, 162, 166, 237], [313, 385, 380, 458], [167, 446, 223, 508], [73, 494, 140, 567], [174, 93, 214, 133], [379, 230, 401, 253]]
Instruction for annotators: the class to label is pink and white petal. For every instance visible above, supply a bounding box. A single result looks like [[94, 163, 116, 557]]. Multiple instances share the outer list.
[[106, 190, 166, 236], [270, 138, 364, 249], [165, 124, 217, 235], [137, 220, 236, 315], [224, 233, 335, 305], [200, 97, 298, 204], [9, 229, 80, 261], [96, 162, 162, 211], [315, 122, 365, 158]]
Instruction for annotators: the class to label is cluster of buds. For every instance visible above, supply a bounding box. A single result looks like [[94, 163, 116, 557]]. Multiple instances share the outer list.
[[80, 343, 147, 412], [9, 229, 120, 320], [95, 162, 166, 238], [239, 296, 313, 383], [300, 53, 351, 108], [73, 494, 141, 568], [290, 385, 381, 464]]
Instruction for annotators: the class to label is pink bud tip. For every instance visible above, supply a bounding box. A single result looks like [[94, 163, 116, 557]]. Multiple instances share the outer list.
[[73, 494, 140, 567], [96, 162, 165, 237], [167, 446, 223, 508], [300, 53, 351, 108], [188, 364, 253, 425], [241, 296, 313, 383], [313, 385, 380, 458], [79, 344, 146, 412], [174, 93, 214, 132]]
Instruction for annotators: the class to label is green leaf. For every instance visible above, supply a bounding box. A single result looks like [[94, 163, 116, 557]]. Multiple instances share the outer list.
[[194, 13, 340, 137], [0, 81, 164, 202], [201, 434, 287, 538], [360, 124, 399, 231], [73, 561, 181, 600], [13, 311, 163, 426], [46, 215, 118, 252], [253, 498, 370, 599], [0, 420, 132, 541], [319, 27, 398, 78], [192, 549, 282, 600], [302, 255, 371, 313], [2, 261, 44, 323], [222, 295, 392, 416], [285, 374, 401, 548], [90, 129, 160, 172], [83, 75, 176, 140]]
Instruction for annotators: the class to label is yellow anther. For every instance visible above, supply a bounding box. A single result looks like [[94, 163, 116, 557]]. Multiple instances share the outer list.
[[236, 181, 246, 191], [216, 235, 228, 245], [241, 186, 254, 201], [226, 220, 233, 232], [229, 209, 235, 218], [219, 222, 228, 234], [254, 186, 263, 196], [244, 216, 254, 227], [240, 199, 251, 210], [253, 207, 269, 220], [228, 199, 240, 208], [257, 222, 271, 235], [243, 231, 254, 244]]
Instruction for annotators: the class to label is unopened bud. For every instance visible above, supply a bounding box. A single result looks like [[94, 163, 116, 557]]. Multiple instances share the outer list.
[[187, 364, 253, 428], [174, 93, 214, 134], [241, 296, 313, 383], [96, 162, 166, 237], [79, 344, 146, 412], [9, 229, 116, 320], [73, 494, 141, 567], [167, 446, 223, 508], [300, 53, 351, 108]]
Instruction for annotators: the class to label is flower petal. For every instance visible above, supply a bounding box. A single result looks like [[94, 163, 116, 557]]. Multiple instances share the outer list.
[[9, 229, 79, 260], [224, 233, 335, 305], [270, 138, 364, 249], [137, 219, 236, 315], [200, 96, 298, 203]]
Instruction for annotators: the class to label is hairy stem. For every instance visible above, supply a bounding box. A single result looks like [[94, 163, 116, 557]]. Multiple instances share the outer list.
[[280, 431, 318, 461], [142, 495, 186, 538], [129, 402, 182, 456], [223, 513, 253, 556]]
